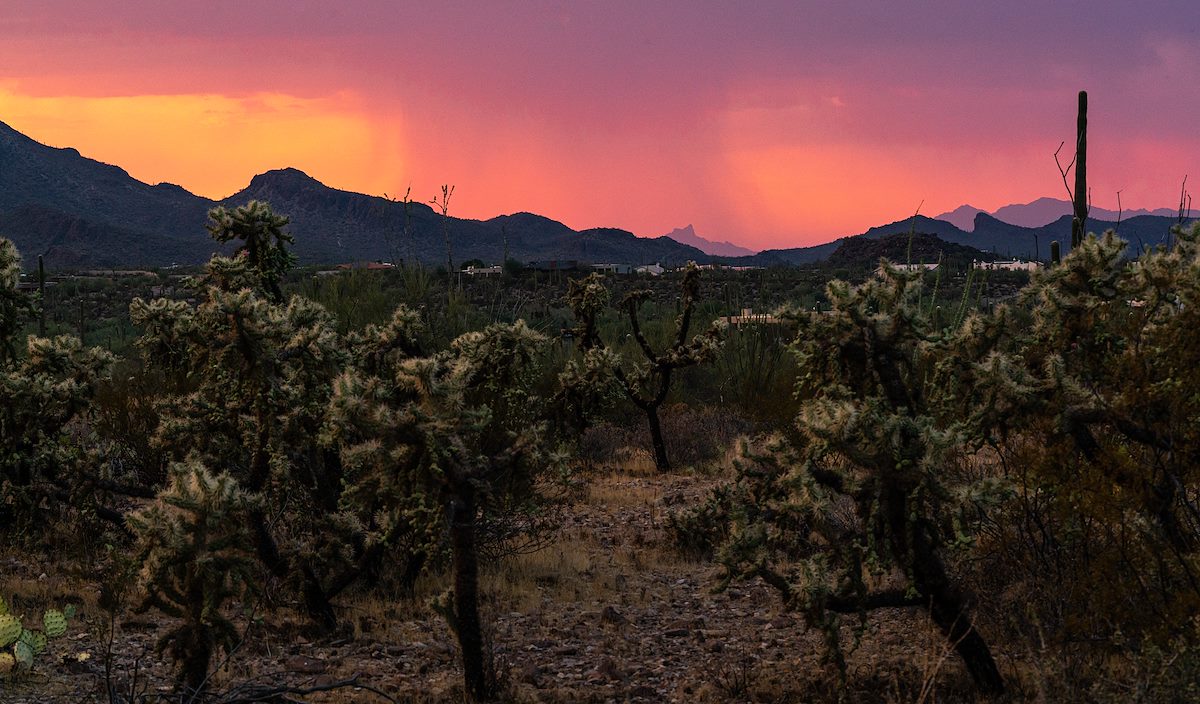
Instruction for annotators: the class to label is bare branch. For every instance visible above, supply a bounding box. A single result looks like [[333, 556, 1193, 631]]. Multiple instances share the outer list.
[[1054, 141, 1076, 202], [1115, 190, 1123, 233], [1179, 175, 1191, 226]]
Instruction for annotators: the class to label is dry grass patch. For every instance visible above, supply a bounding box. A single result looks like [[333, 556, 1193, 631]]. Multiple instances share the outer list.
[[585, 472, 664, 508], [484, 539, 601, 611]]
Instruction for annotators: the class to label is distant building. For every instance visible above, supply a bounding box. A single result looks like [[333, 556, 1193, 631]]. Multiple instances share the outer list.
[[873, 262, 939, 276], [335, 261, 396, 270], [464, 265, 502, 277], [636, 263, 665, 276], [79, 270, 157, 278], [591, 263, 632, 275], [719, 308, 785, 327], [972, 259, 1041, 271], [679, 263, 763, 273]]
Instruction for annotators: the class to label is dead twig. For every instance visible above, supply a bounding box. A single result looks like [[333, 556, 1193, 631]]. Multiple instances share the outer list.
[[212, 674, 399, 704]]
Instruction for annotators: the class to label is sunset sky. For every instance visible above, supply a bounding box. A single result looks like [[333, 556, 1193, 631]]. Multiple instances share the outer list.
[[0, 1, 1195, 249]]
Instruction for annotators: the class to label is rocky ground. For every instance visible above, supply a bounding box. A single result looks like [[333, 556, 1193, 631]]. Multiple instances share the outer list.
[[1, 461, 984, 703]]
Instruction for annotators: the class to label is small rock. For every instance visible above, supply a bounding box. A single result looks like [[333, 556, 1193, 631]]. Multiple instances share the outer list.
[[600, 605, 626, 627], [285, 655, 327, 674], [597, 656, 623, 681], [517, 663, 544, 685]]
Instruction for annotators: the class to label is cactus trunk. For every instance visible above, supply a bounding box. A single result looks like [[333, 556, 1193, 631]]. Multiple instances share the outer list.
[[1072, 91, 1088, 249], [645, 405, 670, 472], [450, 489, 490, 702]]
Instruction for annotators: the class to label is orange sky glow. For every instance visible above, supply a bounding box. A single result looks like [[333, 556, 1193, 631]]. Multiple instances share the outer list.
[[0, 2, 1195, 250]]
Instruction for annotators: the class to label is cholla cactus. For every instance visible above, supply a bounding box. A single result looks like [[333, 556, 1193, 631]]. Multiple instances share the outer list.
[[715, 261, 1008, 694], [130, 245, 349, 627], [126, 462, 257, 695], [561, 262, 724, 471], [997, 223, 1200, 640], [0, 239, 112, 527], [0, 238, 34, 365], [205, 201, 295, 303], [325, 317, 557, 702], [0, 596, 74, 677]]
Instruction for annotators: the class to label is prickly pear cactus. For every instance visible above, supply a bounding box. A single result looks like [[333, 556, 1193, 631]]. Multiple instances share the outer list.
[[12, 640, 32, 669], [20, 629, 46, 655], [0, 614, 20, 647], [42, 609, 66, 638], [0, 597, 73, 678]]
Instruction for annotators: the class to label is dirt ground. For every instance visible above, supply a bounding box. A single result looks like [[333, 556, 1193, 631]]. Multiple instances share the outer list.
[[1, 462, 987, 703]]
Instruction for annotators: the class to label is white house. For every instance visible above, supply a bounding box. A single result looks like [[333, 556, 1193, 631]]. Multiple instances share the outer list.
[[972, 259, 1042, 272], [719, 308, 785, 327], [591, 263, 633, 275], [877, 262, 939, 275]]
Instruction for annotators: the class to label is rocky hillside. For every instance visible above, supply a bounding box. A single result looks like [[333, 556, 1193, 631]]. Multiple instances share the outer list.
[[826, 231, 995, 268]]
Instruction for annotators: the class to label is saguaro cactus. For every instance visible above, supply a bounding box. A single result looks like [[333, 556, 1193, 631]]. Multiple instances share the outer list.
[[1072, 91, 1088, 249]]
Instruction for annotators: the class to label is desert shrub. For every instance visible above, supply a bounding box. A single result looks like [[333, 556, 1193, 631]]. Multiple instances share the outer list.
[[668, 483, 733, 560], [710, 318, 799, 423], [579, 403, 752, 472], [91, 357, 175, 488], [295, 268, 401, 335]]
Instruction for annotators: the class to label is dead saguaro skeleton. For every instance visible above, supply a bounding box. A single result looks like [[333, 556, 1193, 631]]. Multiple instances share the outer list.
[[1055, 90, 1090, 251]]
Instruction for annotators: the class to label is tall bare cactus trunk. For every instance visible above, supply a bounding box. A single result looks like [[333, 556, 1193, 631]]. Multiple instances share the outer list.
[[1072, 91, 1088, 249]]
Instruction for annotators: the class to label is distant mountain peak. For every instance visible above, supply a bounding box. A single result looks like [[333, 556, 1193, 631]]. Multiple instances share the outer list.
[[932, 204, 985, 231], [245, 167, 324, 191], [660, 224, 756, 257]]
